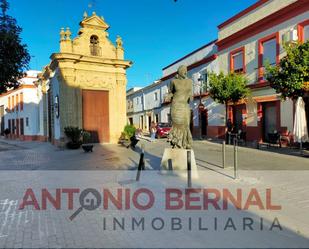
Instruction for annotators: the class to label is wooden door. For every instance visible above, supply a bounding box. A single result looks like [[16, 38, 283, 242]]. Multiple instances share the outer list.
[[233, 105, 244, 132], [82, 90, 109, 143], [16, 119, 19, 136], [201, 109, 208, 136], [262, 102, 277, 142], [20, 118, 24, 136], [12, 119, 15, 134]]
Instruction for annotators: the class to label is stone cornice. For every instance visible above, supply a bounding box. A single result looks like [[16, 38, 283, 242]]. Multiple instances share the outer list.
[[50, 53, 132, 70]]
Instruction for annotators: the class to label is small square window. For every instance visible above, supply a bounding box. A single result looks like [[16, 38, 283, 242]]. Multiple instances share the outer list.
[[232, 52, 244, 72], [262, 38, 277, 66], [230, 47, 245, 73], [154, 92, 158, 101]]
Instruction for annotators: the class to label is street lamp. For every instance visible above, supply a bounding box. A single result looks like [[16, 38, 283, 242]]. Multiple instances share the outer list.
[[198, 74, 205, 139]]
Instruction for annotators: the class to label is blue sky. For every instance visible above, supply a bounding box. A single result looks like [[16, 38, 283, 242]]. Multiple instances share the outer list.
[[9, 0, 257, 88]]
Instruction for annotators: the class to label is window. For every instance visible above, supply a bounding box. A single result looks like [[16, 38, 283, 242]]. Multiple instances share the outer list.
[[12, 119, 15, 134], [136, 98, 139, 104], [258, 33, 279, 81], [20, 92, 23, 111], [154, 92, 158, 101], [90, 35, 101, 56], [201, 72, 208, 93], [230, 47, 245, 73], [298, 20, 309, 43], [8, 119, 11, 133], [26, 117, 29, 127], [167, 114, 171, 124], [263, 39, 277, 66], [140, 116, 144, 129], [20, 118, 24, 135]]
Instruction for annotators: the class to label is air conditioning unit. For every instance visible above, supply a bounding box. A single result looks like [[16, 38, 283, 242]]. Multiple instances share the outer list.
[[282, 28, 298, 44]]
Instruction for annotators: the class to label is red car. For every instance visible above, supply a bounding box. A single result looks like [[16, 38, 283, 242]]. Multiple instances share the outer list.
[[156, 123, 171, 138]]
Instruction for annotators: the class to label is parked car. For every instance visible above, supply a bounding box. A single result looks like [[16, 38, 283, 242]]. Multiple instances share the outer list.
[[156, 123, 171, 138]]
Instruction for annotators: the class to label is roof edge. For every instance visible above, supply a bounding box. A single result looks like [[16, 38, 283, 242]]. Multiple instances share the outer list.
[[162, 39, 217, 71], [217, 0, 270, 30]]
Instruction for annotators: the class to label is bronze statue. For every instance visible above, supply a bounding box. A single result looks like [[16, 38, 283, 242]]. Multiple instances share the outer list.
[[168, 65, 193, 149]]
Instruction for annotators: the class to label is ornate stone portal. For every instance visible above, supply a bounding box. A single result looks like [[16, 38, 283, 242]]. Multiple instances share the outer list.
[[40, 12, 132, 144]]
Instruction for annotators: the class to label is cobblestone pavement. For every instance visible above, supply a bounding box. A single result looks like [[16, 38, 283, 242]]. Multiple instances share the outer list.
[[0, 138, 308, 248]]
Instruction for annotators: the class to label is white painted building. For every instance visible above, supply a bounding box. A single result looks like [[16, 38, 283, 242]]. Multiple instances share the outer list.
[[216, 0, 309, 142], [127, 0, 308, 142], [159, 39, 222, 137], [126, 40, 221, 137], [0, 70, 46, 140], [127, 81, 164, 131]]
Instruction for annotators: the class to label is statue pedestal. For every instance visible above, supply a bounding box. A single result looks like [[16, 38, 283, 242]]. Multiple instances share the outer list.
[[160, 148, 198, 179]]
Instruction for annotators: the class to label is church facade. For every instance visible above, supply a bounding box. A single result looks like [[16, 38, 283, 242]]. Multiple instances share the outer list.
[[39, 12, 132, 145]]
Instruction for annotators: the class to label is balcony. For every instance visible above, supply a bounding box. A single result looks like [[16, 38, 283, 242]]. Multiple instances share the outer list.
[[162, 93, 172, 105]]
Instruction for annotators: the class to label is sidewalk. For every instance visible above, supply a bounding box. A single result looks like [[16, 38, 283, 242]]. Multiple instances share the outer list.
[[197, 137, 309, 158], [0, 138, 308, 248], [1, 137, 308, 171]]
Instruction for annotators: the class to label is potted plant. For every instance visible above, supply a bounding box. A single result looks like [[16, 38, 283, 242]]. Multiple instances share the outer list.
[[64, 126, 83, 149], [82, 131, 94, 152], [3, 128, 10, 138]]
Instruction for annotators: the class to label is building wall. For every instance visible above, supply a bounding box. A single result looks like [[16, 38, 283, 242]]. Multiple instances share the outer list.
[[0, 71, 45, 140], [126, 41, 219, 136], [218, 12, 309, 84], [162, 42, 217, 77], [144, 85, 161, 111], [50, 71, 61, 140], [216, 1, 308, 141], [218, 0, 298, 40], [281, 99, 294, 132]]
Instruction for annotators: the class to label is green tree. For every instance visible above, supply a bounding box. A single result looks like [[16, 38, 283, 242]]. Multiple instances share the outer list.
[[0, 0, 30, 94], [265, 40, 309, 99], [209, 72, 249, 137]]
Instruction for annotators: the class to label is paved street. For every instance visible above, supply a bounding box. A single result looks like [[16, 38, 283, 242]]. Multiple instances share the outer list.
[[0, 138, 308, 248], [0, 138, 308, 171]]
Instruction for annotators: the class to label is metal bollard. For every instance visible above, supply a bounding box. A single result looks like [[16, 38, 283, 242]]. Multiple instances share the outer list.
[[187, 150, 192, 188], [222, 141, 226, 169], [233, 138, 238, 179], [136, 144, 145, 181]]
